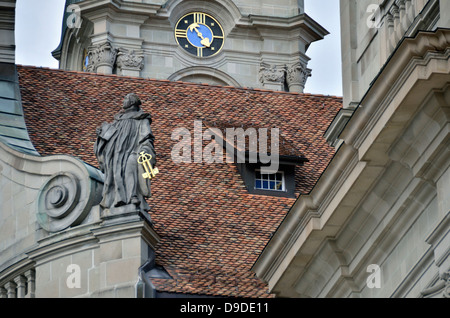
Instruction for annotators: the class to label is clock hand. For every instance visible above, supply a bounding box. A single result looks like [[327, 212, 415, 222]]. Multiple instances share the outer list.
[[200, 37, 211, 47], [189, 23, 211, 47]]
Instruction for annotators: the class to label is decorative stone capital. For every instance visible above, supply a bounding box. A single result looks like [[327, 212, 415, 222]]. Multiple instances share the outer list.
[[116, 48, 145, 77], [286, 61, 311, 93], [259, 63, 286, 84], [86, 42, 118, 74]]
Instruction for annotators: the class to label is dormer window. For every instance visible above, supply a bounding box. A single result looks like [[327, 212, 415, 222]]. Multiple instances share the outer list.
[[255, 170, 285, 191], [202, 120, 309, 198]]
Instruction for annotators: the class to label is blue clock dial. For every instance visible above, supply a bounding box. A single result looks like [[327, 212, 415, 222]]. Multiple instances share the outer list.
[[175, 12, 224, 58]]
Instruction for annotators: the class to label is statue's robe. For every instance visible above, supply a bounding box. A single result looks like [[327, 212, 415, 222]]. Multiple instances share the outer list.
[[94, 109, 156, 212]]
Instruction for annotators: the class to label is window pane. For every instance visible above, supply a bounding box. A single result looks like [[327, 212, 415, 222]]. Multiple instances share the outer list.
[[255, 170, 285, 192]]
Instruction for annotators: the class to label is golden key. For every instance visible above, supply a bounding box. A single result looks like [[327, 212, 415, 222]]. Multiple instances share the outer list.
[[138, 152, 159, 180]]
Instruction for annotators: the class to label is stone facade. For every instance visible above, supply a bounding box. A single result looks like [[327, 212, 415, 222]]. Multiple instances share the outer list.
[[253, 0, 450, 298], [54, 0, 327, 92]]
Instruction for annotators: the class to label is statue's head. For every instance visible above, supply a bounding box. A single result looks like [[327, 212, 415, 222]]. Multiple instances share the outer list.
[[123, 93, 142, 110]]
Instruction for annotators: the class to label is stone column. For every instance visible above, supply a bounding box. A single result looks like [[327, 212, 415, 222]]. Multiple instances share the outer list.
[[4, 281, 16, 298], [390, 4, 401, 43], [86, 42, 118, 75], [14, 275, 26, 298], [24, 270, 35, 298], [286, 61, 311, 93], [386, 12, 395, 55]]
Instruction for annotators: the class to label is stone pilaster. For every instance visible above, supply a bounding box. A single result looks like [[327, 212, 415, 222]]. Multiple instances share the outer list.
[[116, 48, 145, 77], [258, 62, 286, 91]]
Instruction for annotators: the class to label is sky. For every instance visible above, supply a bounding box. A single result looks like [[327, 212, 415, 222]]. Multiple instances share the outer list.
[[14, 0, 342, 97]]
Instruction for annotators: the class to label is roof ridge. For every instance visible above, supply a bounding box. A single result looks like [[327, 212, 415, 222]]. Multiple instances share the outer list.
[[16, 64, 343, 99]]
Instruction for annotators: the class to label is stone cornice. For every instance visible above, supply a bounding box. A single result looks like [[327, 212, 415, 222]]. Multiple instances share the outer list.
[[343, 28, 450, 154], [246, 13, 329, 43], [78, 0, 161, 16]]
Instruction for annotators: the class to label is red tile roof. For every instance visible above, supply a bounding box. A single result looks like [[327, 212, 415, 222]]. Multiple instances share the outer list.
[[17, 65, 341, 297]]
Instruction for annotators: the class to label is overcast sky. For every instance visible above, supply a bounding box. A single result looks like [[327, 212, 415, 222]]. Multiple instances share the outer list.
[[14, 0, 342, 97]]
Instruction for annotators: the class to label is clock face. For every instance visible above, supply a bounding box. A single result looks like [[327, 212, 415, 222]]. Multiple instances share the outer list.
[[175, 12, 224, 58]]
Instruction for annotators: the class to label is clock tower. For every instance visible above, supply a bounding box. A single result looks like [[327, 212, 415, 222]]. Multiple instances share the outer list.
[[53, 0, 328, 93]]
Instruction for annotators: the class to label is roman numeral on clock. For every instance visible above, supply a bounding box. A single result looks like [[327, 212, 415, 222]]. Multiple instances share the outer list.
[[175, 29, 187, 38], [194, 13, 206, 24]]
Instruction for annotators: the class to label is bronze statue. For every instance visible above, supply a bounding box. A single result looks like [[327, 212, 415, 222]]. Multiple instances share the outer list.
[[94, 93, 156, 215]]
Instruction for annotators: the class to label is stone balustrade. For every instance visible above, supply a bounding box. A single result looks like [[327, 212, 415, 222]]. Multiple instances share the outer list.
[[381, 0, 439, 55], [0, 269, 35, 298]]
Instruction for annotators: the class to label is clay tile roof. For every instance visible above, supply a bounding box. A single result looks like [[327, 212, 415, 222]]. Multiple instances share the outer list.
[[17, 65, 342, 298], [203, 119, 307, 161]]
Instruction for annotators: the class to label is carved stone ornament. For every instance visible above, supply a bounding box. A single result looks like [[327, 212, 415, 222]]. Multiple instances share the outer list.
[[116, 48, 145, 72], [259, 63, 286, 84], [37, 172, 93, 232], [421, 269, 450, 298], [86, 42, 118, 73], [286, 61, 311, 91]]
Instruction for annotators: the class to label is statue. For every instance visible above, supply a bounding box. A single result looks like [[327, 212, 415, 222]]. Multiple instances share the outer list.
[[94, 93, 156, 215]]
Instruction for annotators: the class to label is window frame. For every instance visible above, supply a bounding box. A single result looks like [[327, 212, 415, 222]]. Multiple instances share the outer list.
[[254, 169, 286, 192]]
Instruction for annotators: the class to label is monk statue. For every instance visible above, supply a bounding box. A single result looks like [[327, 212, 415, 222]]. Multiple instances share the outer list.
[[94, 93, 156, 215]]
